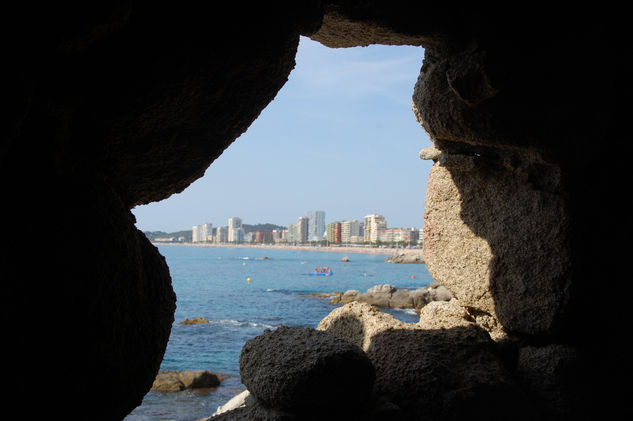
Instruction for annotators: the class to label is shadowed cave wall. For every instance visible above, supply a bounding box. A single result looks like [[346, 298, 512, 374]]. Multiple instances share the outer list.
[[3, 2, 629, 420]]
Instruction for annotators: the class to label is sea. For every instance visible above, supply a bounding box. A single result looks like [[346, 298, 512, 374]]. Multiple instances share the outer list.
[[124, 244, 434, 421]]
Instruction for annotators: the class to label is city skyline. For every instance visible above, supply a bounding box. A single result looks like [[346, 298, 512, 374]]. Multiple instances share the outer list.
[[189, 210, 420, 245], [132, 37, 433, 233], [186, 210, 422, 233]]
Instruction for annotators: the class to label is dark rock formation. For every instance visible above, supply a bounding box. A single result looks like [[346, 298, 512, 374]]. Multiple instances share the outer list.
[[515, 344, 586, 419], [238, 326, 375, 417], [368, 326, 534, 421], [317, 301, 533, 420], [152, 370, 223, 392]]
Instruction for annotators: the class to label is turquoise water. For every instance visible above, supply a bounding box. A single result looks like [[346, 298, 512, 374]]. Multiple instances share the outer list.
[[125, 245, 433, 421]]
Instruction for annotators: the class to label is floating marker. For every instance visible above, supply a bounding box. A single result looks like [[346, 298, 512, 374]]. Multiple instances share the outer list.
[[247, 278, 252, 283], [411, 275, 416, 279]]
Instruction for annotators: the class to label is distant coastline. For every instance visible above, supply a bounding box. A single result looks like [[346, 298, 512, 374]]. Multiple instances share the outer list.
[[151, 242, 408, 256]]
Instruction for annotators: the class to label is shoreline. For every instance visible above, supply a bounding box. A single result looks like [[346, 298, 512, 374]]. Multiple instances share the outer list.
[[151, 242, 414, 256]]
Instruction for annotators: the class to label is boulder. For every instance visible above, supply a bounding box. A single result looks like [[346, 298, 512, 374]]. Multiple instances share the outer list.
[[180, 317, 210, 325], [339, 289, 360, 304], [367, 325, 534, 420], [417, 300, 475, 330], [384, 250, 425, 263], [317, 302, 409, 351], [151, 370, 222, 392], [389, 288, 414, 309], [362, 286, 393, 308], [367, 284, 396, 294], [430, 285, 452, 301], [421, 155, 572, 337], [239, 326, 375, 415], [312, 283, 452, 311]]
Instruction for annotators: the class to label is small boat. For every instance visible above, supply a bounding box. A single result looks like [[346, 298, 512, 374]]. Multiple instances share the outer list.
[[311, 267, 333, 276]]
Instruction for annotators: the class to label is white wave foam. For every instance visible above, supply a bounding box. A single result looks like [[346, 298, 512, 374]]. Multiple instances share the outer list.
[[208, 319, 275, 329]]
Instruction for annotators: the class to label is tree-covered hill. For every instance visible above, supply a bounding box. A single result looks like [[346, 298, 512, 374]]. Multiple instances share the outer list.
[[143, 224, 286, 243]]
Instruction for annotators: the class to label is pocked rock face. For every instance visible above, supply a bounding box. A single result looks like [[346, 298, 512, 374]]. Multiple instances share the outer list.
[[239, 326, 375, 415], [421, 150, 572, 337]]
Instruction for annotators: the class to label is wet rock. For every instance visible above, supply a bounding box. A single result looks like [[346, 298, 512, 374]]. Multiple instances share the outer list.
[[180, 317, 210, 325], [152, 370, 222, 392]]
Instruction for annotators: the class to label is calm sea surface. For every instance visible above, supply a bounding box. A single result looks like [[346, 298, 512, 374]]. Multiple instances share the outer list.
[[125, 244, 433, 421]]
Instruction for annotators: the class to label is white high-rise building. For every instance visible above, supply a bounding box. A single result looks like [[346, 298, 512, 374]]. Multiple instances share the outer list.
[[192, 225, 201, 243], [307, 211, 325, 242], [364, 214, 387, 243], [200, 222, 213, 242], [228, 217, 244, 243], [341, 220, 361, 243], [214, 226, 228, 243]]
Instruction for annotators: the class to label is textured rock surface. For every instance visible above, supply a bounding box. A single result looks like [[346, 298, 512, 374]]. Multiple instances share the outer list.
[[384, 249, 425, 263], [180, 317, 210, 325], [152, 370, 222, 392], [320, 282, 451, 311], [417, 300, 476, 330], [317, 302, 408, 351], [422, 153, 571, 336], [239, 326, 375, 414], [367, 325, 534, 421]]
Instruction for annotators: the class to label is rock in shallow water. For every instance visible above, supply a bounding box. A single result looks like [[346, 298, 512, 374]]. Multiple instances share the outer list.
[[151, 370, 222, 392]]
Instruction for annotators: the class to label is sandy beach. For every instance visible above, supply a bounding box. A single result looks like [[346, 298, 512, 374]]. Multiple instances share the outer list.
[[151, 242, 416, 256]]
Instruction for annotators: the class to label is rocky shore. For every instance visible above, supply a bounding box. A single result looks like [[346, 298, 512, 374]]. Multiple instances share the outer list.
[[207, 301, 534, 421], [384, 249, 425, 263], [310, 282, 451, 313]]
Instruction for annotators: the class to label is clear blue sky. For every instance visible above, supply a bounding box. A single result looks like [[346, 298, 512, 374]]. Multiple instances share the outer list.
[[132, 36, 433, 233]]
